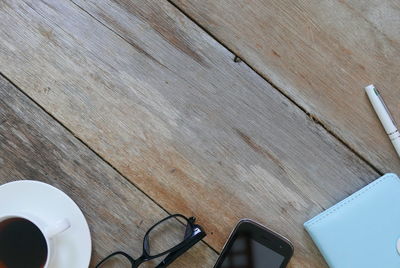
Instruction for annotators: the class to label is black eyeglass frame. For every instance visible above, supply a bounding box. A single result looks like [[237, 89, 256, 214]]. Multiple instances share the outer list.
[[95, 214, 206, 268]]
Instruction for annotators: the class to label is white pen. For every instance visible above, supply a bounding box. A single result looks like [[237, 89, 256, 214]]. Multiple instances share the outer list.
[[365, 84, 400, 158]]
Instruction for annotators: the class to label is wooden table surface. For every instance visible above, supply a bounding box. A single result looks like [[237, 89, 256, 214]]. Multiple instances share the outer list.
[[0, 0, 397, 267]]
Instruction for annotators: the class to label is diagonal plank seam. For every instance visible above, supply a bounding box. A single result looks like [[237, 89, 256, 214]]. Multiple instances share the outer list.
[[66, 0, 381, 177], [0, 71, 220, 256], [165, 0, 383, 176], [36, 0, 381, 216], [0, 1, 383, 263], [65, 0, 383, 178], [64, 0, 382, 181], [68, 0, 171, 69], [68, 0, 219, 97]]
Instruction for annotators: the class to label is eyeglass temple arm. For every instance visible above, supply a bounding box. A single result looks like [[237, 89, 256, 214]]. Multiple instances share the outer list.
[[155, 230, 206, 268], [184, 217, 198, 239]]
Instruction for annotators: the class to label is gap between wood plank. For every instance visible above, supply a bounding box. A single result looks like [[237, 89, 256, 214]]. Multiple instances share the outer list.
[[164, 0, 383, 176], [0, 1, 382, 263], [1, 0, 383, 258], [66, 0, 381, 177], [0, 71, 220, 256]]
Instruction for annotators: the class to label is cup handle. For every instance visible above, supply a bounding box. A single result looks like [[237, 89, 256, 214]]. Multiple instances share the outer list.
[[43, 219, 71, 238]]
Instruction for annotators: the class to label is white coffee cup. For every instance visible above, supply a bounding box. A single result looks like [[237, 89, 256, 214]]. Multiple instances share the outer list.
[[0, 212, 70, 268]]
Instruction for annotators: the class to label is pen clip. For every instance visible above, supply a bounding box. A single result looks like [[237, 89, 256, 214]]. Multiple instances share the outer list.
[[374, 86, 397, 127]]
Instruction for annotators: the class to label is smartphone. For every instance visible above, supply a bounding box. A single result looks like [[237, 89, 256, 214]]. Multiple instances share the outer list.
[[214, 219, 294, 268]]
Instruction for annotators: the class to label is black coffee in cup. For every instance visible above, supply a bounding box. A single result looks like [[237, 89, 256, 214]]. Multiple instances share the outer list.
[[0, 217, 48, 268]]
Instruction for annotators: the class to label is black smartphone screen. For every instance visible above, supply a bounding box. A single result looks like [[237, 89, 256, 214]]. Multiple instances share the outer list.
[[214, 220, 293, 268], [219, 234, 284, 268]]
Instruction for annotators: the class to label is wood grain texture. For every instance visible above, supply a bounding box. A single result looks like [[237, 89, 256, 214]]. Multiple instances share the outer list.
[[0, 0, 379, 266], [171, 0, 400, 173], [0, 76, 217, 267]]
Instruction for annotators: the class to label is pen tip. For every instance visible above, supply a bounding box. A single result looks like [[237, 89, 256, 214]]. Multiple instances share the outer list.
[[364, 84, 375, 92]]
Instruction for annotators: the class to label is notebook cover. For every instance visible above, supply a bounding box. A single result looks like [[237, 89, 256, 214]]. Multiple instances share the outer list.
[[304, 173, 400, 268]]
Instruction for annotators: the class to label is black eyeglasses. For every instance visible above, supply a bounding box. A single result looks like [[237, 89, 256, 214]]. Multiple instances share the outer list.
[[96, 214, 206, 268]]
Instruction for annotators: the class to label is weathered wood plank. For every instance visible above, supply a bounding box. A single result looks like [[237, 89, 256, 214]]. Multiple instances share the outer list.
[[0, 0, 379, 266], [0, 76, 217, 267], [171, 0, 400, 173]]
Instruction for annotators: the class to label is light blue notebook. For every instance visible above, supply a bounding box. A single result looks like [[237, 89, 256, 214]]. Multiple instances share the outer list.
[[304, 173, 400, 268]]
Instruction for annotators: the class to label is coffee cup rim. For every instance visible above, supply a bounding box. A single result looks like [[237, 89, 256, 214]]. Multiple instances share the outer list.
[[0, 213, 52, 268]]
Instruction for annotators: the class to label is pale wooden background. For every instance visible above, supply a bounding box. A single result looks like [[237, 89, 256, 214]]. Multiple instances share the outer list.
[[171, 0, 400, 173], [0, 0, 398, 267]]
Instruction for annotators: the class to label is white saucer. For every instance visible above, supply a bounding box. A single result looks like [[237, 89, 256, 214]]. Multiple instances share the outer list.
[[0, 180, 92, 268]]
